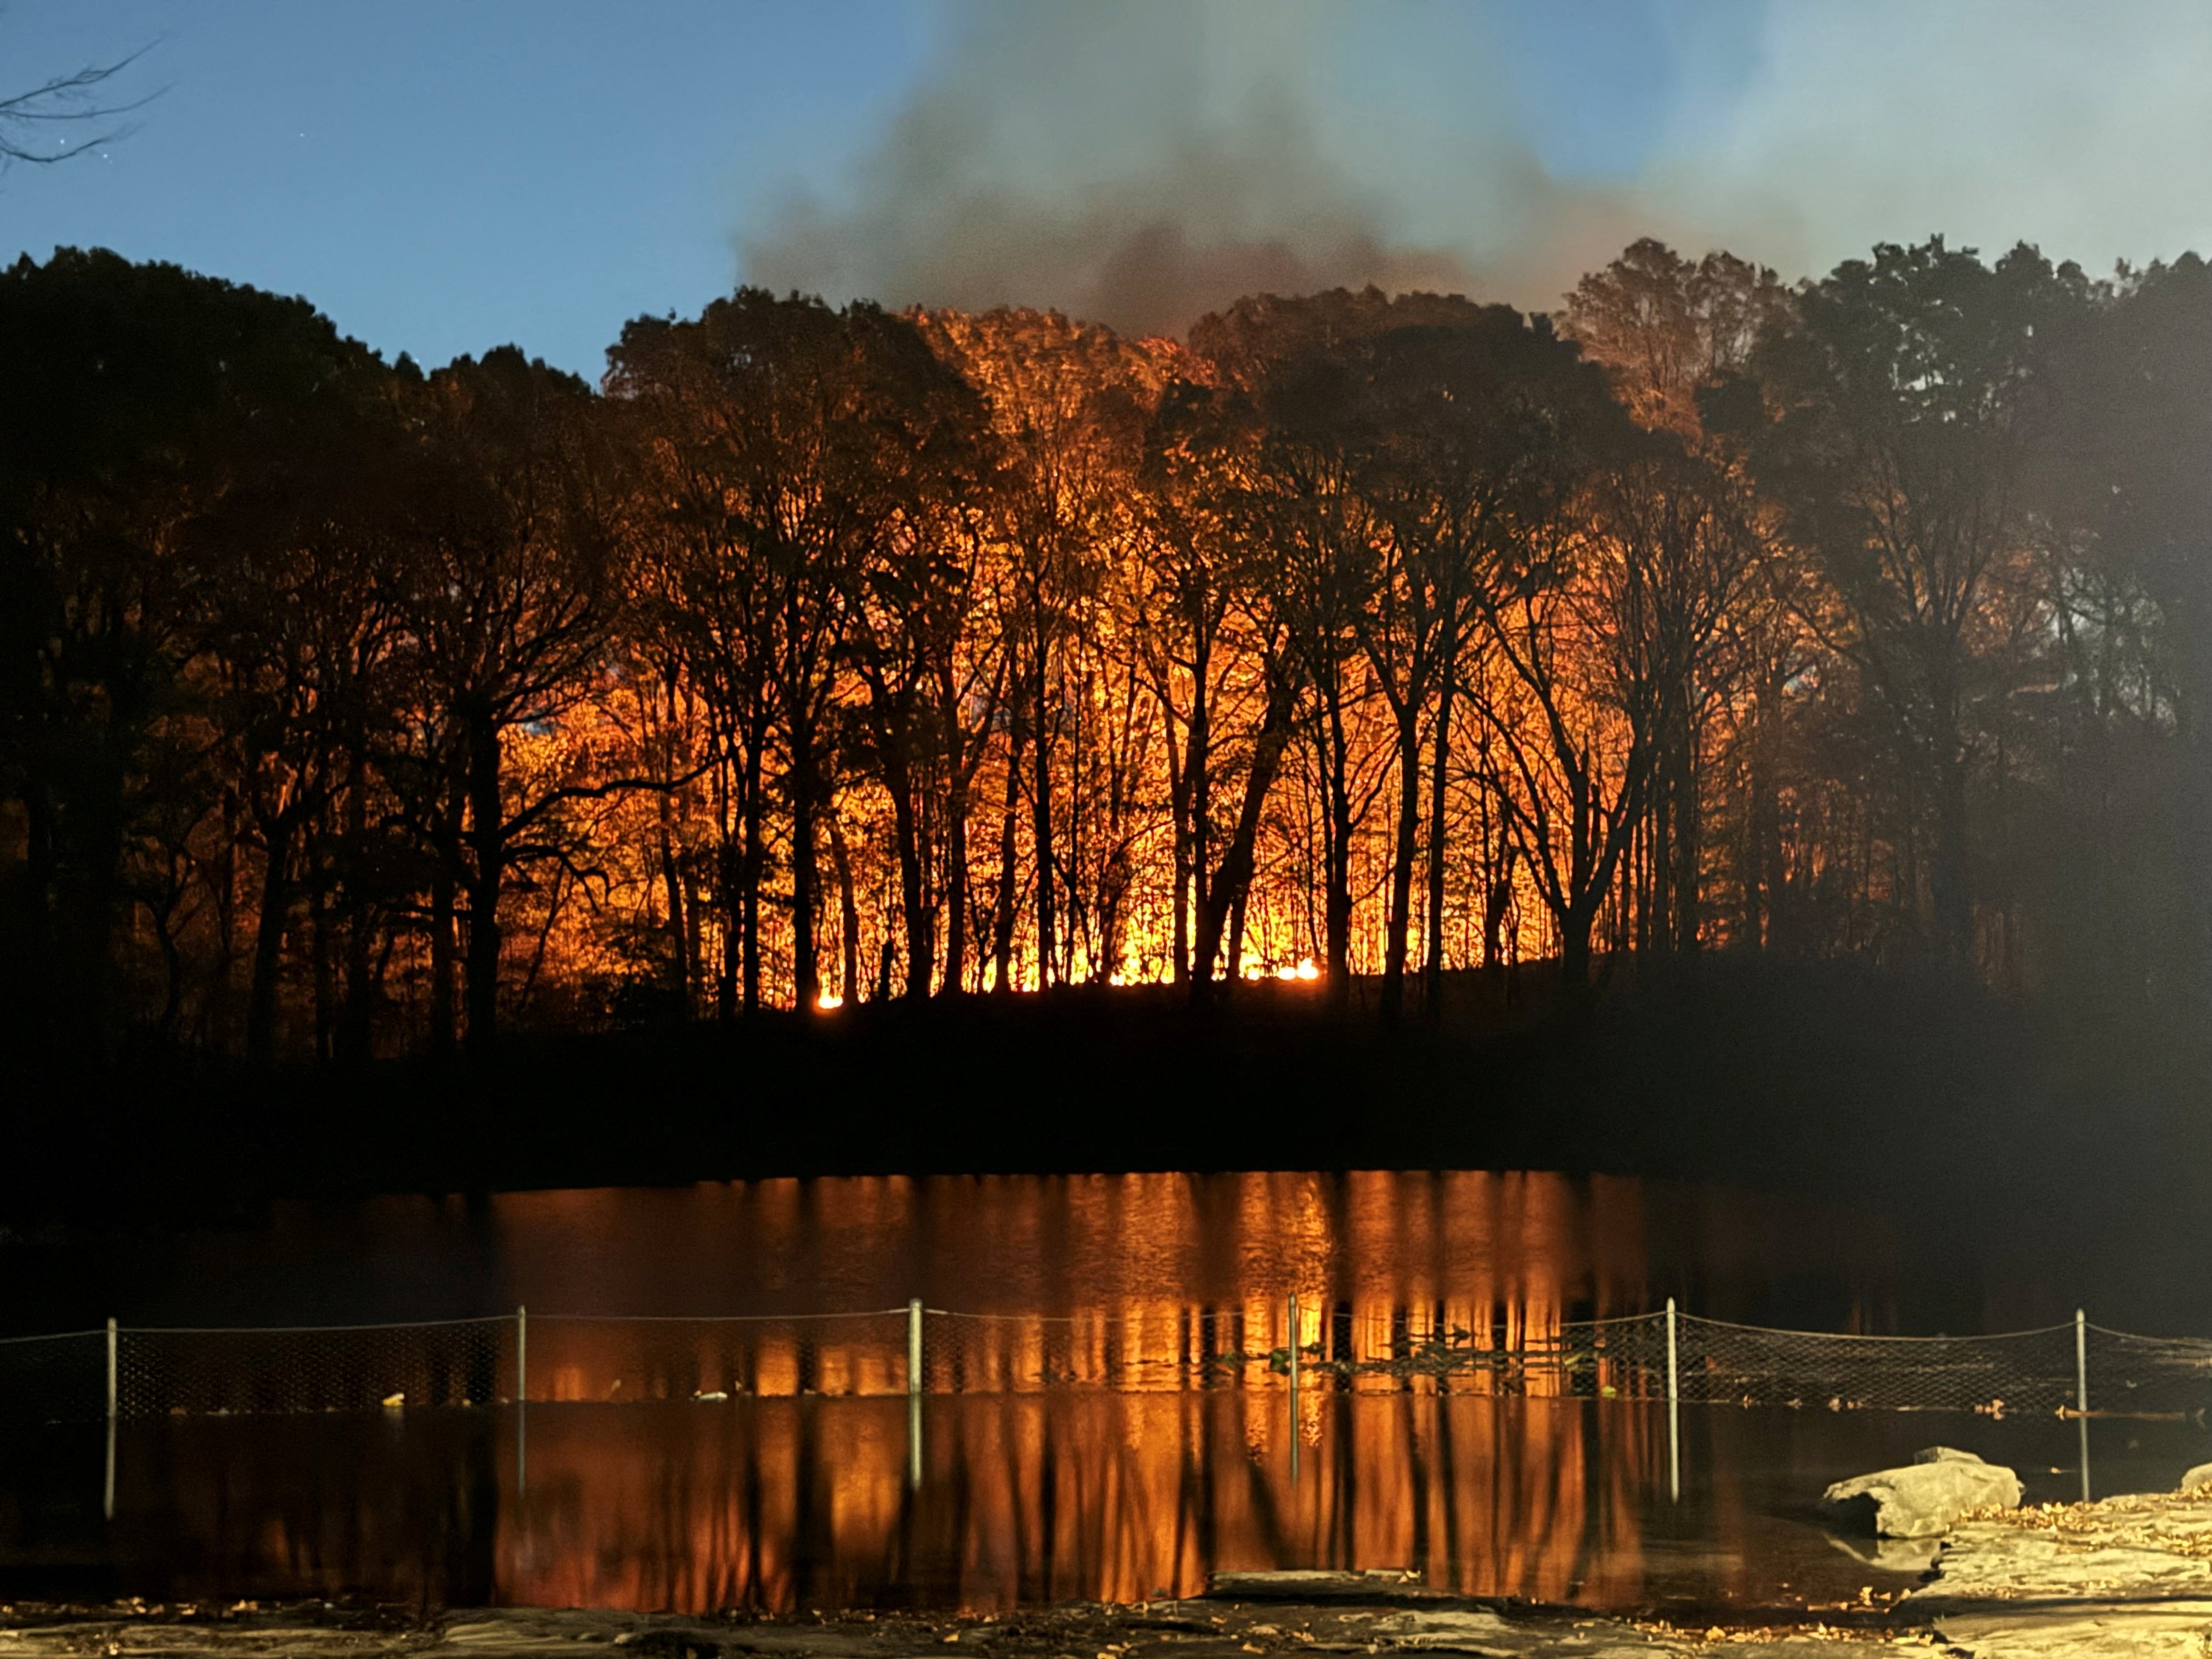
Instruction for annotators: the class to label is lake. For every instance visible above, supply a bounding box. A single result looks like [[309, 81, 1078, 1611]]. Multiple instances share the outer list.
[[1, 1171, 2198, 1614]]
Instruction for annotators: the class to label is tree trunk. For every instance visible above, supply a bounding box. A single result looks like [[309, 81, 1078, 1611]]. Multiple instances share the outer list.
[[1933, 743, 1973, 973], [715, 829, 740, 1020], [943, 775, 972, 996], [1189, 651, 1212, 981], [658, 783, 689, 1013], [1380, 708, 1422, 1027], [895, 783, 933, 1001], [1672, 720, 1701, 953], [1323, 691, 1355, 998], [1193, 665, 1294, 997], [54, 751, 127, 1061], [1163, 639, 1212, 990], [310, 849, 335, 1064], [1423, 674, 1455, 1019], [429, 853, 457, 1053], [337, 749, 377, 1063], [740, 721, 766, 1014], [338, 899, 378, 1064], [1483, 838, 1516, 988], [462, 712, 504, 1049], [1745, 680, 1782, 950], [789, 723, 821, 1013], [1165, 712, 1192, 988], [246, 811, 293, 1066], [151, 895, 185, 1042], [828, 817, 862, 1004], [1030, 657, 1057, 987], [210, 787, 239, 1050], [990, 727, 1025, 992], [1560, 898, 1595, 989]]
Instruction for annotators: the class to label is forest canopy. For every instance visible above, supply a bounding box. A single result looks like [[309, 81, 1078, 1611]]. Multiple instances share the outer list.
[[4, 236, 2207, 1063]]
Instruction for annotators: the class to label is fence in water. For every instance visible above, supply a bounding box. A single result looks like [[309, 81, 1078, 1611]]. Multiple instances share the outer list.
[[3, 1301, 2209, 1425]]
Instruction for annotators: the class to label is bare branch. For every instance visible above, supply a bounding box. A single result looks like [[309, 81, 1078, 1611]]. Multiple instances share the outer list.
[[0, 44, 160, 166]]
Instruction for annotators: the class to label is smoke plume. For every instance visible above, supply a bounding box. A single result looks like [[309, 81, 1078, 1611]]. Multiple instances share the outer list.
[[740, 0, 2212, 337]]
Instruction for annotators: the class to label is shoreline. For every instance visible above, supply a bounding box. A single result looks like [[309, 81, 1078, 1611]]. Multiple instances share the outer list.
[[1900, 1486, 2212, 1655], [0, 1589, 1909, 1659], [8, 1492, 2212, 1657]]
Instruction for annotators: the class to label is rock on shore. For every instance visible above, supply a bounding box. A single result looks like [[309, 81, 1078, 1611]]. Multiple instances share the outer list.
[[1820, 1447, 2024, 1538]]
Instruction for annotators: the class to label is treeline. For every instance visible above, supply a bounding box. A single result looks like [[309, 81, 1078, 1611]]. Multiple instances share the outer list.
[[3, 236, 2207, 1062]]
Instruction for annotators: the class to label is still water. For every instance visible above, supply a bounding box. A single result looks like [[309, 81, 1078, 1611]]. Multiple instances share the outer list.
[[119, 1170, 1912, 1329], [2, 1172, 2196, 1615]]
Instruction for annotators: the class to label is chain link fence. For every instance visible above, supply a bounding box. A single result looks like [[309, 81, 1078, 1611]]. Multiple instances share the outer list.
[[1660, 1317, 2078, 1413], [527, 1311, 911, 1402], [0, 1328, 105, 1425], [119, 1318, 514, 1418], [3, 1305, 2208, 1425]]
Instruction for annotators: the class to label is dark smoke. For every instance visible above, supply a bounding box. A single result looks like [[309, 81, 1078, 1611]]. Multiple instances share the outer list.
[[740, 1, 2212, 337], [739, 0, 1639, 336]]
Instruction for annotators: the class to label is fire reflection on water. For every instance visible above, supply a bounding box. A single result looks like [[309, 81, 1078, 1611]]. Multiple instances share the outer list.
[[43, 1171, 1905, 1613], [479, 1169, 1793, 1612], [493, 1170, 1888, 1410], [486, 1172, 1724, 1329], [497, 1392, 1660, 1613]]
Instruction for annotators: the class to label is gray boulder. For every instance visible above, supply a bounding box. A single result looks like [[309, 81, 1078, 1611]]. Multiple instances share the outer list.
[[2178, 1461, 2212, 1492], [1821, 1448, 2022, 1538], [1915, 1445, 1985, 1465]]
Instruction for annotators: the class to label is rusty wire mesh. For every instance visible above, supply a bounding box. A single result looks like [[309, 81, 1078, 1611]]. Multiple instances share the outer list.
[[1665, 1316, 2079, 1414], [2083, 1324, 2212, 1417], [119, 1318, 512, 1418], [915, 1307, 1669, 1396], [2, 1307, 2205, 1422], [525, 1311, 911, 1401], [0, 1329, 105, 1425]]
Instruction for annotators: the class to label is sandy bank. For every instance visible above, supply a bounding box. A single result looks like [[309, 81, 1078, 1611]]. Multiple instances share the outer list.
[[1904, 1485, 2212, 1657], [20, 1489, 2212, 1659], [0, 1580, 1901, 1659]]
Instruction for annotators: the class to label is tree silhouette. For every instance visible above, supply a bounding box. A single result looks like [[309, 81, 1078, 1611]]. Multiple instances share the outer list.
[[385, 348, 625, 1048], [9, 235, 2212, 1062], [1746, 239, 2091, 972]]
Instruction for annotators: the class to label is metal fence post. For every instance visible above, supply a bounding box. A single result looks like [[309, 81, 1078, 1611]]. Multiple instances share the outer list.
[[1665, 1298, 1680, 1504], [516, 1306, 528, 1498], [907, 1299, 924, 1491], [2076, 1307, 2090, 1502], [103, 1318, 117, 1520], [1288, 1294, 1301, 1488], [2074, 1307, 2088, 1413]]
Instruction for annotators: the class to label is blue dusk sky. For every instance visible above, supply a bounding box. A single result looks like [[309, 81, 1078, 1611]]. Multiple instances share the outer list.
[[2, 1, 2206, 377]]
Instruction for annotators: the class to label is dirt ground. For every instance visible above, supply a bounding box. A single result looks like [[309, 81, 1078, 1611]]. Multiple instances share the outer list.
[[0, 1574, 1913, 1659], [22, 1488, 2212, 1659]]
